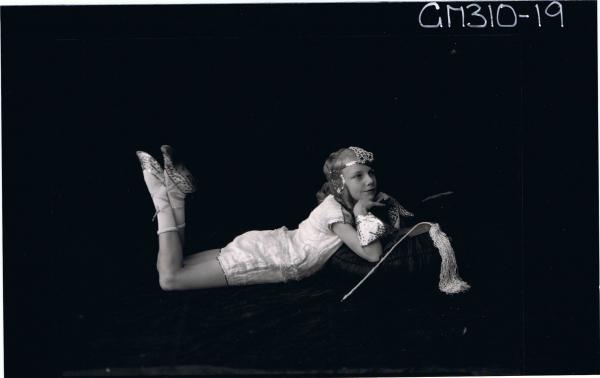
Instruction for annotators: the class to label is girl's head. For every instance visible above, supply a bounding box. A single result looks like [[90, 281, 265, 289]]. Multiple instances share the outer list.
[[316, 146, 377, 208]]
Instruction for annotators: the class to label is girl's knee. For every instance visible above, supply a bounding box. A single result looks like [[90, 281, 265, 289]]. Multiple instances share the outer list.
[[159, 274, 178, 291]]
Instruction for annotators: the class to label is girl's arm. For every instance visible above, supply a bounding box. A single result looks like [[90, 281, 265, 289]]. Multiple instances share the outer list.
[[330, 196, 387, 263], [331, 222, 383, 262]]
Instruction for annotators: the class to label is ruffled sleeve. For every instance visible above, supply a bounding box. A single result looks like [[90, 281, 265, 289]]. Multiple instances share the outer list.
[[319, 195, 354, 232]]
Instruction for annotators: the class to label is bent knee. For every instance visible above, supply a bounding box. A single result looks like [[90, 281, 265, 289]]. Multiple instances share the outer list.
[[159, 274, 179, 291]]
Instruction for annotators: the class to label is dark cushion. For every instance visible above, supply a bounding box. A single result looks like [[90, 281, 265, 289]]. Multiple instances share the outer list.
[[328, 231, 439, 276]]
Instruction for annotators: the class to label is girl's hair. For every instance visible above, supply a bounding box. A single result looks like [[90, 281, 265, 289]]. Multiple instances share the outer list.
[[316, 148, 358, 204], [315, 181, 334, 204]]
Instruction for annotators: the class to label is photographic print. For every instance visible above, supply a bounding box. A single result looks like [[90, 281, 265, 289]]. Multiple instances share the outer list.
[[1, 1, 598, 376]]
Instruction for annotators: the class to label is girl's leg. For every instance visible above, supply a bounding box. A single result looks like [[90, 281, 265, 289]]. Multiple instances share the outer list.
[[183, 249, 221, 267], [165, 174, 186, 243], [161, 145, 195, 244], [157, 232, 227, 290], [138, 151, 226, 291]]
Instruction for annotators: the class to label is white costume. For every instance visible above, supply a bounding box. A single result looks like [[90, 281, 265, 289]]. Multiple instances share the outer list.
[[217, 195, 353, 285]]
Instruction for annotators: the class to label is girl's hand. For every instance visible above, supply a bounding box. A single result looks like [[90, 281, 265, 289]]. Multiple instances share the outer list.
[[353, 196, 386, 216], [375, 191, 395, 205]]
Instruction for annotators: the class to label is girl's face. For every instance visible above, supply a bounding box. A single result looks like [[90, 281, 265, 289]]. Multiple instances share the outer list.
[[341, 164, 377, 202]]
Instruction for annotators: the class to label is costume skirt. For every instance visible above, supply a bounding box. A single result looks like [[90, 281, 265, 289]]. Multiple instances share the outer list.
[[217, 226, 298, 286]]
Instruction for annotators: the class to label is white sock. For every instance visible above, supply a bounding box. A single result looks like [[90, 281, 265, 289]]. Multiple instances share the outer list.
[[142, 170, 178, 234], [165, 173, 186, 230]]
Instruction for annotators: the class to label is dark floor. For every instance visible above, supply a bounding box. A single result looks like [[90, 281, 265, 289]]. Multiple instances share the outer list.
[[60, 255, 522, 376]]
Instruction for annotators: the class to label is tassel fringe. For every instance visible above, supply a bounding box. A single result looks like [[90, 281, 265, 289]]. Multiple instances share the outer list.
[[428, 223, 470, 294]]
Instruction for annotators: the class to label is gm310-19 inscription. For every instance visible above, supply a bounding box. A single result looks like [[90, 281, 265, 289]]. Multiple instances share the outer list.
[[419, 1, 564, 29]]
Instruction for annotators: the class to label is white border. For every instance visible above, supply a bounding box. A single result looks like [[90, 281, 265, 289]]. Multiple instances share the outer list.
[[2, 0, 593, 6]]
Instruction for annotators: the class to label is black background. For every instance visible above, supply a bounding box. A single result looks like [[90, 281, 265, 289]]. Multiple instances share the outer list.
[[2, 2, 598, 377]]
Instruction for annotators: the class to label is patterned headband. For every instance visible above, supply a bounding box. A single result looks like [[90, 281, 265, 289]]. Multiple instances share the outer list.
[[344, 146, 374, 168]]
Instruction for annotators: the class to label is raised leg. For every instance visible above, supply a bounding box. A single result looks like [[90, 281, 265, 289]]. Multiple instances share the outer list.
[[165, 173, 187, 243], [161, 145, 195, 244], [138, 150, 226, 291]]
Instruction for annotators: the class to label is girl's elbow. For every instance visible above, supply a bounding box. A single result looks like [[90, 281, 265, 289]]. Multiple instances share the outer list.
[[365, 252, 382, 263]]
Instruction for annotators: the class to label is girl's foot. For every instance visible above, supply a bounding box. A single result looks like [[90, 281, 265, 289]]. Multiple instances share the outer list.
[[160, 145, 196, 237], [161, 145, 196, 194], [136, 151, 178, 234]]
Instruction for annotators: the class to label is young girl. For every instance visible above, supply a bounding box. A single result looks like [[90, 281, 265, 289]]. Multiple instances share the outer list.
[[137, 145, 431, 291]]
